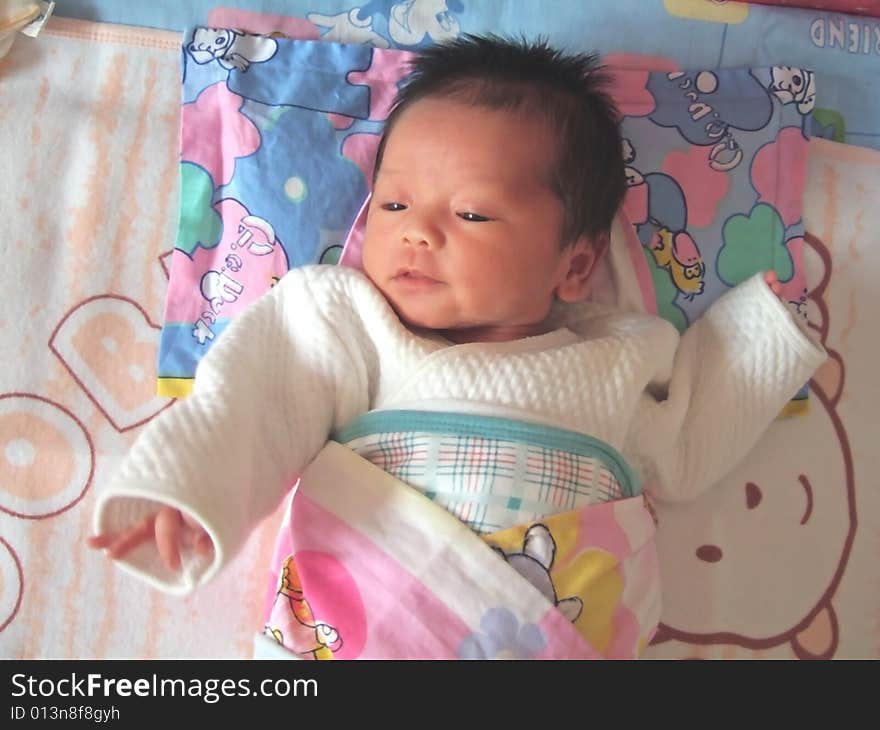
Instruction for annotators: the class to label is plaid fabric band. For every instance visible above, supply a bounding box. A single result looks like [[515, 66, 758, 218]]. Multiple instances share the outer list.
[[344, 430, 626, 535]]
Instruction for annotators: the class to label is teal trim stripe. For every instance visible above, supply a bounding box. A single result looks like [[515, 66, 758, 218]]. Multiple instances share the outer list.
[[334, 410, 640, 498]]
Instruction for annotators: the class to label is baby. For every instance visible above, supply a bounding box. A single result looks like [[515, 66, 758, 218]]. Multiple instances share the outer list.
[[89, 35, 825, 659]]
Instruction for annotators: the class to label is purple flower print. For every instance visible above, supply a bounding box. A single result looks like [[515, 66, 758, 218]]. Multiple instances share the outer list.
[[459, 607, 546, 660]]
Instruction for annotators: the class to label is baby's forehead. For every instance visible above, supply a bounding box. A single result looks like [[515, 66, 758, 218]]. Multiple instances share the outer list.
[[374, 93, 568, 196], [387, 97, 562, 156], [403, 92, 553, 124]]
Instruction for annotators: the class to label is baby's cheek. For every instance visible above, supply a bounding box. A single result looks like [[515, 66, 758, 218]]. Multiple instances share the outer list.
[[360, 243, 384, 281], [457, 270, 505, 310]]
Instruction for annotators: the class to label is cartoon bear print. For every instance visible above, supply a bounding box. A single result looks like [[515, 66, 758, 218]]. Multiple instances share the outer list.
[[648, 233, 855, 659]]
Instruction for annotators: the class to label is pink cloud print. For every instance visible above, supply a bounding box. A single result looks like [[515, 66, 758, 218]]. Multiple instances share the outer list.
[[163, 198, 289, 325], [750, 126, 809, 228], [181, 81, 261, 187], [603, 54, 680, 118]]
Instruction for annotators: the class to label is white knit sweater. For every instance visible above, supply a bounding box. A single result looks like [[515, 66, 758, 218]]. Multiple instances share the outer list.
[[94, 265, 826, 594]]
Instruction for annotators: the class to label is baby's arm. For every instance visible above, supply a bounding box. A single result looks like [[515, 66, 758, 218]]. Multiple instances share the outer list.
[[625, 271, 825, 503], [89, 269, 370, 593]]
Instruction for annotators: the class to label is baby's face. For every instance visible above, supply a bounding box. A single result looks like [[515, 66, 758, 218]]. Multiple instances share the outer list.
[[362, 98, 580, 342]]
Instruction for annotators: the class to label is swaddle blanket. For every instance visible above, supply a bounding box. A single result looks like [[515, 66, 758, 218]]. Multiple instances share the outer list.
[[337, 410, 639, 535], [260, 417, 658, 660]]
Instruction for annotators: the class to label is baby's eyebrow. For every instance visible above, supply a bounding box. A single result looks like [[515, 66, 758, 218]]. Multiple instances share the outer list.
[[374, 166, 407, 178]]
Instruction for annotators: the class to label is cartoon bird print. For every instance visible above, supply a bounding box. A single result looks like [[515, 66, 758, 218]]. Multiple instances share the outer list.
[[647, 219, 706, 300], [264, 555, 343, 660]]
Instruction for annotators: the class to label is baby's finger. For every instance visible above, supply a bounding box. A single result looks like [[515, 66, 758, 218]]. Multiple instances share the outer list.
[[179, 513, 212, 555], [194, 531, 214, 556], [87, 533, 118, 550], [764, 270, 782, 294], [154, 508, 183, 571], [106, 517, 156, 560]]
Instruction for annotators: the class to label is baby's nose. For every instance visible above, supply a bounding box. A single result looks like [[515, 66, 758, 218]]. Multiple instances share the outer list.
[[403, 217, 443, 249]]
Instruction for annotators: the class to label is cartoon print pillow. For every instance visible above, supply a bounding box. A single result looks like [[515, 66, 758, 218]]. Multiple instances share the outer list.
[[157, 30, 814, 401]]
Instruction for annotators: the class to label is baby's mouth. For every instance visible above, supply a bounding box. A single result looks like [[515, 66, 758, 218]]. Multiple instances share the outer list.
[[392, 268, 442, 286]]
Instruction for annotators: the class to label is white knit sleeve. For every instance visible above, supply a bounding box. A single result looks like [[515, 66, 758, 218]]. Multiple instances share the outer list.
[[625, 272, 827, 504], [93, 268, 372, 594]]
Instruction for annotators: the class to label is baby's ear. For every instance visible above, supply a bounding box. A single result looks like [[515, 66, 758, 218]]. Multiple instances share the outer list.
[[555, 234, 607, 303]]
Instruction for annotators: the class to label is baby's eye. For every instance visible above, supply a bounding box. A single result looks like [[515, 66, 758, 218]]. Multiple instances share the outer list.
[[381, 202, 407, 212], [458, 211, 490, 222]]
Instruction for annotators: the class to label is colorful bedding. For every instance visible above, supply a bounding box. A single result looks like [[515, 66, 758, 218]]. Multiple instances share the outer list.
[[1, 7, 878, 659], [56, 0, 880, 150], [748, 1, 880, 17], [158, 29, 814, 410], [260, 437, 658, 659]]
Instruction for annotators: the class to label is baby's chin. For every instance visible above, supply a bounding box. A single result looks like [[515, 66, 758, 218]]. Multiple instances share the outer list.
[[392, 304, 457, 332], [383, 297, 472, 335], [373, 286, 449, 330], [393, 306, 541, 343]]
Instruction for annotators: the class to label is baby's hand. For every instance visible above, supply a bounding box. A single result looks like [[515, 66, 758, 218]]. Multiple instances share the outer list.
[[88, 507, 213, 571], [764, 270, 783, 298]]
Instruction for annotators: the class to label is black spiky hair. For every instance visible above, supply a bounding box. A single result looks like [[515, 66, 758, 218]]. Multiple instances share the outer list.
[[374, 34, 627, 245]]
